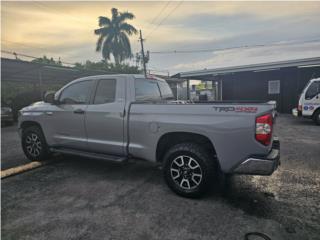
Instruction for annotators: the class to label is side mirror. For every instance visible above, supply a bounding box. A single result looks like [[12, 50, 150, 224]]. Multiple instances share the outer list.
[[44, 91, 56, 104]]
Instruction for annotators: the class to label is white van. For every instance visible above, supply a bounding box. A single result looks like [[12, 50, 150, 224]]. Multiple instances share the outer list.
[[292, 78, 320, 125]]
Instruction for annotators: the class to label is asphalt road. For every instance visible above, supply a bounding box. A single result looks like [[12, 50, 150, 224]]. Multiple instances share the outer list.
[[1, 123, 30, 170], [1, 115, 320, 240]]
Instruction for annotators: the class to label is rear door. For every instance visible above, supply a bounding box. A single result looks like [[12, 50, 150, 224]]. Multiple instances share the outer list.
[[85, 77, 126, 155]]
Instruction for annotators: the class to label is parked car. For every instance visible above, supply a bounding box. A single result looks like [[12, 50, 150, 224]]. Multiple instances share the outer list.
[[1, 106, 14, 126], [18, 74, 280, 198], [292, 78, 320, 125]]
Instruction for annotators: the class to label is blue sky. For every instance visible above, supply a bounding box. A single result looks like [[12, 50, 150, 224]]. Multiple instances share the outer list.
[[2, 1, 320, 74]]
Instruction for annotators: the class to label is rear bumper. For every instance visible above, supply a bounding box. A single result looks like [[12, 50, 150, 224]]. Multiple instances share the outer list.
[[232, 138, 280, 176]]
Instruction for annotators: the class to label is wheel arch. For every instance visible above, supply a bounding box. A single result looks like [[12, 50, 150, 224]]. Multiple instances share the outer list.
[[156, 131, 217, 164], [20, 120, 47, 142], [20, 120, 42, 131], [312, 106, 320, 118]]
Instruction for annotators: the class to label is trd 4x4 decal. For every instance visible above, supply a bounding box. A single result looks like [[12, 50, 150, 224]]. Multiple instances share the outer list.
[[212, 106, 258, 113]]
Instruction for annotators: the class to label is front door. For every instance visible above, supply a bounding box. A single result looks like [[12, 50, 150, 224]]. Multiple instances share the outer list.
[[85, 78, 125, 156], [47, 80, 94, 150]]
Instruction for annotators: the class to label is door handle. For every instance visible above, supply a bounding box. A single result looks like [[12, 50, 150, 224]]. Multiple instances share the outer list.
[[73, 109, 85, 114]]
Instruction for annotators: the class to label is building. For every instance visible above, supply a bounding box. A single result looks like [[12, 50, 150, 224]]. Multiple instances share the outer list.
[[175, 57, 320, 113]]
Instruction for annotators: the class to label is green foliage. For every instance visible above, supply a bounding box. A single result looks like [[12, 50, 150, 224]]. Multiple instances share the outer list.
[[1, 82, 63, 120], [74, 60, 141, 74], [94, 8, 138, 64], [31, 55, 62, 66], [196, 83, 206, 90]]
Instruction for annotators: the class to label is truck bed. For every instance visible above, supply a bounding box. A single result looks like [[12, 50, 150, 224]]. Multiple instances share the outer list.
[[128, 101, 275, 173]]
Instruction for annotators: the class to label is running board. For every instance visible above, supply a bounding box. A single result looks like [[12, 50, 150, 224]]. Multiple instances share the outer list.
[[50, 148, 127, 163]]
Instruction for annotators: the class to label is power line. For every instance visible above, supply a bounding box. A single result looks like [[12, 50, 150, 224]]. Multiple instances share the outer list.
[[149, 38, 320, 54], [148, 1, 171, 26], [145, 1, 184, 39], [31, 0, 86, 23], [1, 50, 76, 66]]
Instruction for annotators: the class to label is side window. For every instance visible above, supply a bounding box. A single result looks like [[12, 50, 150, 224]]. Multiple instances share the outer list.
[[59, 80, 93, 104], [135, 78, 161, 101], [158, 81, 174, 100], [93, 79, 116, 104], [305, 82, 320, 100]]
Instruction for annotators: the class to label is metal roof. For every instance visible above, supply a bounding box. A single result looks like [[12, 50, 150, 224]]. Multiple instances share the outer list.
[[178, 57, 320, 78]]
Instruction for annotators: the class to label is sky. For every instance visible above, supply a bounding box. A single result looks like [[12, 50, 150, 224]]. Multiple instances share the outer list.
[[1, 1, 320, 75]]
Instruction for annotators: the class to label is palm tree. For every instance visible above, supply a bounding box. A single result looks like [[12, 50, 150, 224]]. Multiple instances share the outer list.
[[95, 8, 137, 65]]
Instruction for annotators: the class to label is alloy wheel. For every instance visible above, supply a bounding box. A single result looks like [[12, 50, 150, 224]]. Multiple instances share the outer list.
[[170, 155, 203, 190], [25, 133, 42, 157]]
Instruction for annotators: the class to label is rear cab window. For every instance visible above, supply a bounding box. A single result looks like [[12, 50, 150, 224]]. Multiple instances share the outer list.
[[135, 78, 174, 101], [135, 78, 161, 101]]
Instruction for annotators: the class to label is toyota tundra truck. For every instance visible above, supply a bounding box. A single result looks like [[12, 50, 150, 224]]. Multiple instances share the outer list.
[[18, 74, 280, 198]]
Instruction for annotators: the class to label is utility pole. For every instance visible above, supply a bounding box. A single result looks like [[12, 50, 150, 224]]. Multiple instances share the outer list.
[[139, 30, 147, 76]]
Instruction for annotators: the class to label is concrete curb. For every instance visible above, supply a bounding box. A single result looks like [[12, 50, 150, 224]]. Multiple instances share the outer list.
[[1, 161, 48, 179]]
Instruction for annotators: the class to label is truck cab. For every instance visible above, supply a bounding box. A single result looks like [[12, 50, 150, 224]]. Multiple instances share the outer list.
[[292, 78, 320, 125]]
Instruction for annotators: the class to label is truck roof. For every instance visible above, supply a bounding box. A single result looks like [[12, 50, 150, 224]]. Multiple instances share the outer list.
[[69, 74, 167, 84], [310, 77, 320, 82]]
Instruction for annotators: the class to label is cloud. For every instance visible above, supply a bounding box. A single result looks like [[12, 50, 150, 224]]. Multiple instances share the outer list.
[[172, 42, 320, 72]]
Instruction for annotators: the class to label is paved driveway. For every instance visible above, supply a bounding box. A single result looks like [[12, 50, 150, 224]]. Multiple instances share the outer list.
[[1, 124, 30, 170], [1, 115, 320, 240]]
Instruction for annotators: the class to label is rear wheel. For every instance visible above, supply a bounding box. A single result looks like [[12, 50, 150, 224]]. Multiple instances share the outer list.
[[163, 143, 216, 198], [313, 109, 320, 125], [22, 126, 50, 161]]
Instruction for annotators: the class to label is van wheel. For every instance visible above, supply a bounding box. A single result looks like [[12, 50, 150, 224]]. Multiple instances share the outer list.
[[22, 126, 50, 161], [313, 109, 320, 125], [163, 143, 216, 198]]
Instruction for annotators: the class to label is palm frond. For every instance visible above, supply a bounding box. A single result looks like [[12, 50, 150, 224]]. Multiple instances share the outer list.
[[118, 11, 135, 23], [98, 16, 111, 27], [119, 23, 137, 35], [94, 27, 111, 36], [96, 35, 104, 51], [111, 8, 119, 21]]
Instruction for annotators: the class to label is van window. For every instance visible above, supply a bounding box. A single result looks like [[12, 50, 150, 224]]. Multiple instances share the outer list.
[[135, 78, 161, 101], [305, 81, 320, 100], [93, 79, 116, 104]]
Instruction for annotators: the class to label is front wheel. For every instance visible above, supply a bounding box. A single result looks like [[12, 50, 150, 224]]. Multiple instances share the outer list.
[[163, 143, 216, 198], [313, 110, 320, 125], [22, 126, 50, 161]]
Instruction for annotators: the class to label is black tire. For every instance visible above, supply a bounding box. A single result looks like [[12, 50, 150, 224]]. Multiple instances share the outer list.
[[22, 126, 50, 161], [313, 109, 320, 125], [163, 143, 217, 198]]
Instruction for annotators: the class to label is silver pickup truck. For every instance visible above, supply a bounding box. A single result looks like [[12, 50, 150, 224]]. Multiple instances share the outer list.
[[18, 74, 280, 197]]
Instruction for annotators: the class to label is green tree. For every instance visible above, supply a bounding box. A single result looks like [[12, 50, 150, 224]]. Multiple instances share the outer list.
[[74, 60, 141, 74], [31, 55, 62, 66], [94, 8, 137, 65]]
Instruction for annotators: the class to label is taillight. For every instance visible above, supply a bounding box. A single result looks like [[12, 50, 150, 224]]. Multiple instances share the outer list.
[[255, 113, 273, 146]]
